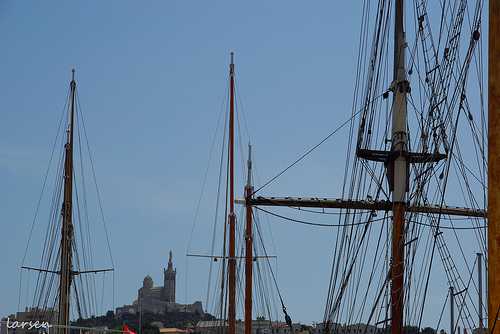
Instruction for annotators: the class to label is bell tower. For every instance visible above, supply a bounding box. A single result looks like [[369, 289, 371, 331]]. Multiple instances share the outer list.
[[163, 250, 176, 303]]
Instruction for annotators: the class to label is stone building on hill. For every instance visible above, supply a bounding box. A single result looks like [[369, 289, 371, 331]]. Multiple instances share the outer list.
[[116, 251, 203, 316]]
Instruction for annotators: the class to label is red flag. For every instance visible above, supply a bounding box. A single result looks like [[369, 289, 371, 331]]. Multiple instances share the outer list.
[[124, 325, 137, 334]]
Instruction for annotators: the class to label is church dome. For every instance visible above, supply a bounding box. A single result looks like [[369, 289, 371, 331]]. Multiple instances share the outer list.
[[143, 275, 153, 289]]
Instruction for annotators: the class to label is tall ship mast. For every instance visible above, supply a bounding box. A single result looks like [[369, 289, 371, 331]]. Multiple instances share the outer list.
[[488, 1, 500, 333], [19, 70, 114, 333], [193, 1, 494, 333], [238, 1, 492, 334], [228, 51, 237, 334], [188, 51, 286, 334], [58, 69, 76, 334]]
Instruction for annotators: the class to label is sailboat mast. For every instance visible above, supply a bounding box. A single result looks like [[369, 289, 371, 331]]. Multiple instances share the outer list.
[[488, 1, 500, 333], [245, 145, 253, 334], [59, 69, 76, 334], [391, 1, 407, 334], [229, 51, 236, 334]]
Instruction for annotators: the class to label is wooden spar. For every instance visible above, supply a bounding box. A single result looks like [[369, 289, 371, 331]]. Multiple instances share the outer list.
[[236, 197, 487, 218], [187, 254, 276, 260], [245, 145, 253, 334], [489, 1, 500, 333], [229, 51, 236, 334], [59, 69, 75, 334], [392, 0, 407, 332], [391, 204, 405, 334]]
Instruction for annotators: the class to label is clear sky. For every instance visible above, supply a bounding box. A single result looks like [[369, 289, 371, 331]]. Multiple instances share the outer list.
[[0, 0, 488, 329]]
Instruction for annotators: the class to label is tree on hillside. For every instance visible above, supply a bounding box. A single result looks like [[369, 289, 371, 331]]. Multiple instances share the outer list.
[[422, 327, 436, 334], [74, 310, 213, 332], [141, 323, 160, 334], [404, 326, 419, 334]]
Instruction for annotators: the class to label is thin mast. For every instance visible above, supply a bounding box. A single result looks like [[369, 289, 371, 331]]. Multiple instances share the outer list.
[[59, 69, 76, 334], [478, 253, 484, 334], [228, 51, 236, 334], [245, 145, 253, 334], [450, 286, 455, 334], [391, 1, 407, 334], [488, 1, 500, 333]]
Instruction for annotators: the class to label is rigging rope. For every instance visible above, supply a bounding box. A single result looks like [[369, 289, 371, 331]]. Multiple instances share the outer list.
[[20, 80, 115, 321], [254, 206, 388, 227], [252, 103, 374, 195]]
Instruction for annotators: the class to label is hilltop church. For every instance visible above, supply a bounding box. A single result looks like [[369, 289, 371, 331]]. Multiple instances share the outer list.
[[116, 251, 203, 316]]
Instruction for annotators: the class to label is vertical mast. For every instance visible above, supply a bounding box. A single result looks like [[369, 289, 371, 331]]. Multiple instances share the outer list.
[[478, 253, 484, 334], [450, 287, 455, 334], [245, 145, 253, 334], [488, 1, 500, 333], [59, 69, 76, 334], [391, 1, 407, 334], [228, 51, 236, 334]]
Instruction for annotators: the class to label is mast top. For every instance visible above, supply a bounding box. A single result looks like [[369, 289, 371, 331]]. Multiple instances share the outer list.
[[230, 51, 234, 75], [247, 144, 252, 188], [71, 68, 76, 88]]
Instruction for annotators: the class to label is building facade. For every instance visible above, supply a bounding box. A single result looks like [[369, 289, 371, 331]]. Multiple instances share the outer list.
[[137, 250, 176, 307], [163, 251, 176, 304], [116, 251, 202, 316]]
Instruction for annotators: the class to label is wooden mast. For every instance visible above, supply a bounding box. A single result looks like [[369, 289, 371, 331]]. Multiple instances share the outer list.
[[229, 51, 236, 334], [59, 69, 76, 334], [391, 1, 407, 334], [245, 145, 253, 334], [233, 2, 488, 333], [488, 1, 500, 333]]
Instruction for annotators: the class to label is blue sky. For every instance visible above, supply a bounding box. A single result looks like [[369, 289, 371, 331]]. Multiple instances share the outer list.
[[0, 0, 488, 329]]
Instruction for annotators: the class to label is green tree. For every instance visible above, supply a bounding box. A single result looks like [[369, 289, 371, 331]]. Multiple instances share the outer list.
[[422, 327, 436, 334], [142, 323, 160, 334], [73, 309, 208, 332], [404, 326, 419, 334]]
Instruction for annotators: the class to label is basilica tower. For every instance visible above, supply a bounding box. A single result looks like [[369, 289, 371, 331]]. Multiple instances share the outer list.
[[163, 250, 176, 303]]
